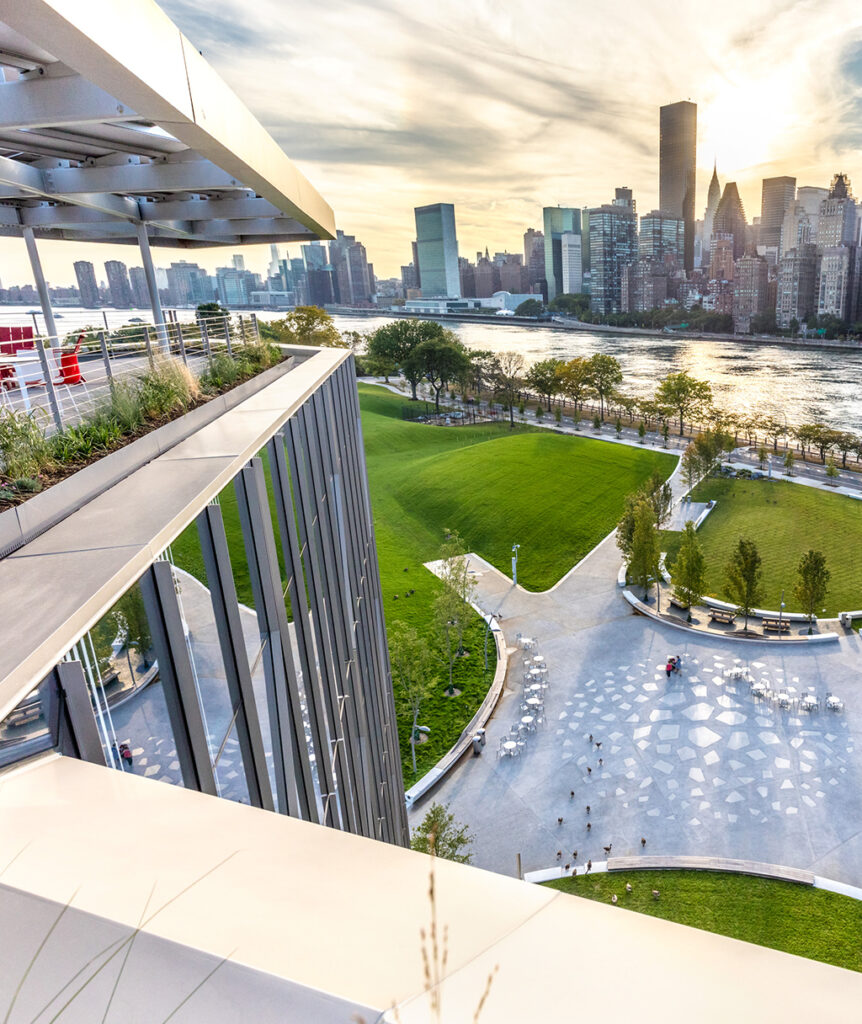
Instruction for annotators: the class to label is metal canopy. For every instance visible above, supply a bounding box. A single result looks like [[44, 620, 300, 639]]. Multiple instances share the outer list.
[[0, 0, 336, 247]]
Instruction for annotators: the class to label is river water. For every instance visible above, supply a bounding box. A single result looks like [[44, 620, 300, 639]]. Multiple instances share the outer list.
[[4, 303, 860, 432], [333, 314, 862, 434]]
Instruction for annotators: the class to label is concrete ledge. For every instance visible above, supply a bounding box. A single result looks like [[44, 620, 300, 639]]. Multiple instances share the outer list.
[[607, 855, 814, 886], [622, 590, 839, 644], [0, 356, 304, 560], [693, 502, 715, 529], [405, 607, 508, 810], [701, 594, 812, 622]]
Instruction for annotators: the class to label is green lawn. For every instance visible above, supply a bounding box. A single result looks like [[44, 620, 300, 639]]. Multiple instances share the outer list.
[[360, 383, 674, 779], [544, 870, 862, 973], [168, 383, 674, 784], [663, 477, 862, 615]]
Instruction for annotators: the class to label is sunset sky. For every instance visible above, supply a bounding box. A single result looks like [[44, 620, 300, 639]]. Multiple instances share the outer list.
[[2, 0, 862, 286]]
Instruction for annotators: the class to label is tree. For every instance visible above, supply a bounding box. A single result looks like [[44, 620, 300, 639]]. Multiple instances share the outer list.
[[266, 306, 346, 348], [793, 550, 830, 634], [681, 442, 702, 493], [724, 538, 764, 632], [389, 623, 436, 775], [410, 802, 474, 863], [628, 498, 661, 599], [113, 586, 153, 669], [556, 357, 593, 413], [826, 456, 840, 483], [656, 372, 713, 436], [405, 334, 471, 413], [196, 301, 229, 320], [670, 522, 706, 622], [638, 421, 646, 443], [434, 586, 462, 696], [587, 354, 622, 418], [757, 445, 768, 470], [515, 298, 544, 317], [490, 351, 525, 427], [525, 358, 565, 411], [548, 293, 591, 316], [783, 449, 794, 475], [438, 531, 476, 655], [789, 317, 800, 338], [645, 468, 673, 530], [367, 319, 445, 399]]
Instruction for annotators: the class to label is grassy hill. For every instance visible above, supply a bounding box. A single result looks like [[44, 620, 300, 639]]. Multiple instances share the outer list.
[[662, 477, 862, 616]]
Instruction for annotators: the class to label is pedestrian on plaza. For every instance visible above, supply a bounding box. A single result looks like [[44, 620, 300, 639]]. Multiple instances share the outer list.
[[119, 743, 133, 769], [586, 805, 590, 815], [111, 742, 122, 769], [586, 859, 592, 873], [665, 660, 673, 679]]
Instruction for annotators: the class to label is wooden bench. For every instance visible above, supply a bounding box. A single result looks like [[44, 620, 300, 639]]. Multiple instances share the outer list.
[[761, 617, 791, 633], [709, 608, 736, 624], [669, 593, 689, 611]]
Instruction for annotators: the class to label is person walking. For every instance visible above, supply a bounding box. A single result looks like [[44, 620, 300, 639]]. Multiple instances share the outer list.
[[665, 660, 673, 679]]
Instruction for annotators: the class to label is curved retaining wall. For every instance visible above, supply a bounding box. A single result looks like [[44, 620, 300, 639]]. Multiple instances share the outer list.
[[622, 589, 839, 644], [405, 607, 509, 810]]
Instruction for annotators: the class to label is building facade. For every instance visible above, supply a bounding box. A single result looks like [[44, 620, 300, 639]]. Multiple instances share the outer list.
[[415, 203, 460, 298], [732, 255, 769, 333], [542, 206, 580, 302], [73, 260, 100, 308], [523, 227, 545, 288], [760, 176, 797, 249], [588, 201, 637, 314], [639, 210, 685, 266], [817, 244, 860, 322], [104, 260, 133, 308], [776, 243, 818, 328], [659, 100, 697, 272], [713, 183, 748, 260]]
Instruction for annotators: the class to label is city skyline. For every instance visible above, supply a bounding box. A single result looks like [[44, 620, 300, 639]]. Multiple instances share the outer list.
[[0, 0, 860, 284]]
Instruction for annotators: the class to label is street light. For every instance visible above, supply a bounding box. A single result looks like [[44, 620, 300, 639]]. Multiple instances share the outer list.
[[779, 590, 785, 637], [511, 544, 520, 587]]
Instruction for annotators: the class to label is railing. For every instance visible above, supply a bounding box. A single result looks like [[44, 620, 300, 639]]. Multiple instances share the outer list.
[[0, 312, 261, 434]]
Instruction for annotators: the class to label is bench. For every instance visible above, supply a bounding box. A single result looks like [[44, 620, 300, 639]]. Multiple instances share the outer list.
[[709, 608, 736, 624], [669, 593, 689, 611], [761, 617, 791, 633]]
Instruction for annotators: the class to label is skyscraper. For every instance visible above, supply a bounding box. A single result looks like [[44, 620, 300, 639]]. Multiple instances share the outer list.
[[74, 260, 99, 308], [523, 228, 545, 288], [128, 267, 150, 309], [588, 196, 638, 314], [702, 163, 721, 262], [817, 173, 856, 250], [713, 183, 748, 260], [542, 207, 580, 302], [732, 255, 768, 333], [415, 203, 460, 297], [639, 210, 685, 266], [760, 177, 797, 250], [776, 243, 818, 328], [659, 100, 697, 272], [104, 260, 132, 308]]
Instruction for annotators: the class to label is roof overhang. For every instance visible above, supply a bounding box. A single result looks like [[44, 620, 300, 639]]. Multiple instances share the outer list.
[[0, 0, 335, 246]]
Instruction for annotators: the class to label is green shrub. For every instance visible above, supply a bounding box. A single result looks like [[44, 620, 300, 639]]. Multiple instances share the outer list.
[[105, 379, 145, 433], [50, 414, 124, 464], [138, 357, 200, 419], [200, 353, 240, 393], [0, 408, 51, 479]]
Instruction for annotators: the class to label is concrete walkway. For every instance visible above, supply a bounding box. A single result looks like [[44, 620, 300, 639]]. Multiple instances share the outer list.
[[411, 511, 862, 888]]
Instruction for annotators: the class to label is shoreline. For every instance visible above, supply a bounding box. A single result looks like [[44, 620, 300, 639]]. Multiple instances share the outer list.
[[330, 306, 862, 353]]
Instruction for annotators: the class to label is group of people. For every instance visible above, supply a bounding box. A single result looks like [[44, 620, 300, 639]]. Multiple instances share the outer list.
[[112, 741, 133, 770], [665, 655, 683, 679]]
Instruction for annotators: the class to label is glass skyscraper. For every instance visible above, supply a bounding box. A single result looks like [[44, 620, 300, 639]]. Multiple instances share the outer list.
[[659, 100, 697, 272], [542, 206, 580, 302], [415, 203, 461, 297]]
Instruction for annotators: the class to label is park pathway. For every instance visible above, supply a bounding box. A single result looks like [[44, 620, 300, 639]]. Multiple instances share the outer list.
[[412, 477, 862, 887]]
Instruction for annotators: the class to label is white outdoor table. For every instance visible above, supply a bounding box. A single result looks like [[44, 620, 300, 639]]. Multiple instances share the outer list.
[[533, 655, 544, 663], [529, 668, 542, 676], [0, 353, 41, 411], [525, 697, 542, 708], [502, 741, 518, 755]]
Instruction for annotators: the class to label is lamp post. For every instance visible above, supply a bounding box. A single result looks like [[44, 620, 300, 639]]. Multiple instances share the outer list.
[[779, 590, 785, 638], [511, 544, 520, 586]]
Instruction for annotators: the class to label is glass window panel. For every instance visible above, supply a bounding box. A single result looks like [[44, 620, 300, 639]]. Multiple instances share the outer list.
[[213, 722, 250, 804], [0, 674, 55, 769]]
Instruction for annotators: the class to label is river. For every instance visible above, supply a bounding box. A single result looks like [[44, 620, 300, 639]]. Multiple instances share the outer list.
[[3, 303, 860, 432], [332, 313, 862, 434]]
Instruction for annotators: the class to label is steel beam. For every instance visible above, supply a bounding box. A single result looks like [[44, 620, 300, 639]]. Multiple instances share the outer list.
[[136, 221, 168, 350], [0, 73, 138, 131], [140, 563, 217, 796], [55, 660, 106, 766], [197, 504, 274, 812], [21, 224, 57, 342]]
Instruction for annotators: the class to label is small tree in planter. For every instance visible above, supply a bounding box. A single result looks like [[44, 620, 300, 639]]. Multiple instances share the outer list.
[[554, 406, 562, 425], [826, 456, 839, 485], [757, 445, 768, 470], [592, 414, 601, 432], [670, 521, 706, 623], [535, 405, 544, 421], [662, 422, 670, 448], [793, 549, 830, 634], [724, 537, 764, 633], [573, 414, 582, 431], [518, 401, 525, 416], [615, 417, 623, 438], [638, 422, 646, 444], [783, 449, 794, 476]]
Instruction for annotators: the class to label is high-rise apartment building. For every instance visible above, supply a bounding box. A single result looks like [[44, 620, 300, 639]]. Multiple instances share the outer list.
[[302, 241, 327, 272], [732, 255, 769, 333], [400, 263, 418, 293], [588, 198, 638, 314], [639, 210, 685, 266], [817, 244, 860, 322], [621, 258, 668, 312], [659, 100, 697, 271], [216, 266, 248, 306], [128, 266, 150, 308], [523, 227, 545, 288], [560, 233, 583, 294], [473, 250, 501, 298], [817, 174, 857, 251], [542, 207, 580, 302], [415, 203, 460, 297], [713, 183, 747, 260], [709, 236, 735, 282], [104, 260, 132, 307], [165, 260, 211, 307], [73, 260, 100, 308], [458, 257, 475, 297], [759, 177, 796, 250], [776, 244, 818, 328], [499, 253, 529, 293]]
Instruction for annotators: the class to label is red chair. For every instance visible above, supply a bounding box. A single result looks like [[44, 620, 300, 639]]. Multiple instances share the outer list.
[[54, 333, 86, 385]]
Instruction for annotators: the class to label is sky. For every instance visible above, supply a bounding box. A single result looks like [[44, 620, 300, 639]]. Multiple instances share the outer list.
[[3, 0, 862, 286]]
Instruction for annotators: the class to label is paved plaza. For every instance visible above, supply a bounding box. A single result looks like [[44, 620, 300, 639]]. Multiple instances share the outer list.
[[412, 530, 862, 885]]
